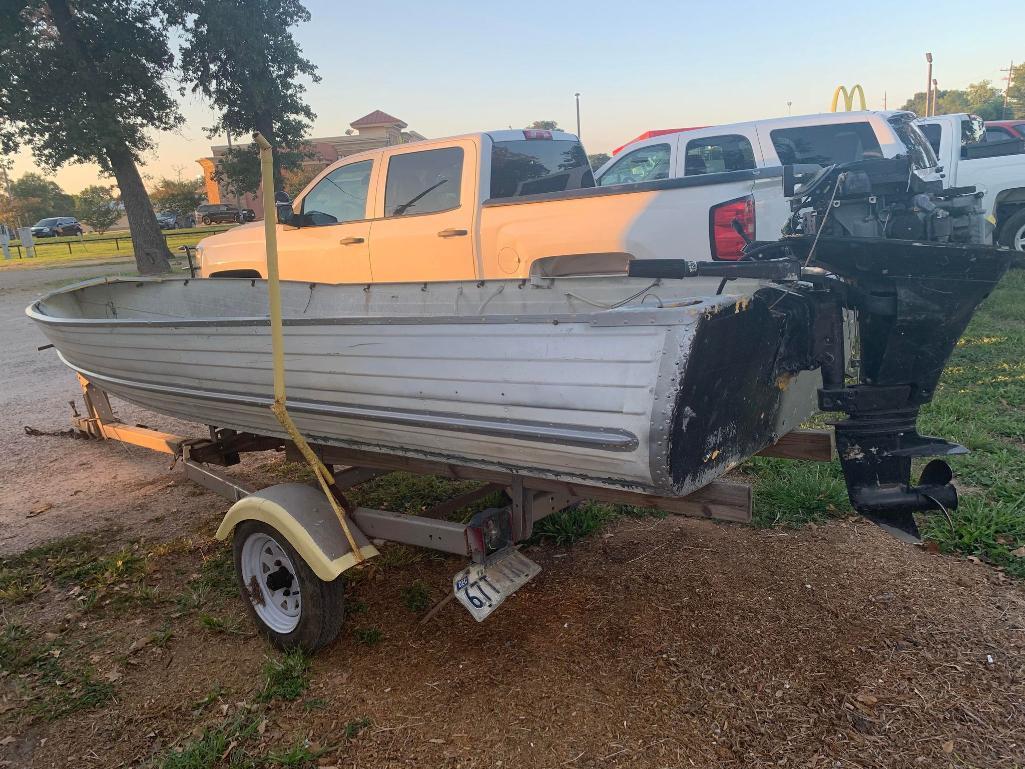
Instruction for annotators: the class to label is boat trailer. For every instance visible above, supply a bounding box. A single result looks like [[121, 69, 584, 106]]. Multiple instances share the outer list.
[[70, 371, 834, 643]]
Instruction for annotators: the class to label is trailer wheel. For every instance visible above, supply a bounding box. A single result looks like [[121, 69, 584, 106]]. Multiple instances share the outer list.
[[233, 520, 345, 652]]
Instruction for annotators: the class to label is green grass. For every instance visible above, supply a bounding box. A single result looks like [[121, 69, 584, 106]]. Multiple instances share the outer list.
[[748, 457, 850, 527], [0, 620, 115, 721], [0, 534, 151, 610], [343, 717, 371, 739], [158, 713, 260, 769], [0, 225, 232, 268], [258, 649, 311, 703], [914, 269, 1025, 573], [531, 501, 665, 547], [401, 581, 431, 613], [353, 627, 383, 646], [743, 269, 1025, 575]]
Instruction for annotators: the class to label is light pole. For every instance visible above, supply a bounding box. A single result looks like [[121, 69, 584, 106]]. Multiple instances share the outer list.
[[575, 92, 581, 139], [925, 52, 933, 116], [931, 78, 939, 117], [787, 100, 792, 115]]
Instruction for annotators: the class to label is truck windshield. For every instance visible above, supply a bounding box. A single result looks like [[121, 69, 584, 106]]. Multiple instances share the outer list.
[[489, 138, 595, 199], [887, 115, 937, 169]]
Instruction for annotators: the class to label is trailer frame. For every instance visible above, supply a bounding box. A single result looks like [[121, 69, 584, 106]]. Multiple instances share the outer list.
[[71, 374, 834, 563]]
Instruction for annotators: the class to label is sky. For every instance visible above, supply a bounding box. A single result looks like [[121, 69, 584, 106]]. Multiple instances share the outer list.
[[8, 0, 1022, 193]]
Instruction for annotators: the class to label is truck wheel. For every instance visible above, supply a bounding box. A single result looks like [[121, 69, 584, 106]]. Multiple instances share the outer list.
[[202, 215, 212, 225], [232, 520, 346, 653], [998, 208, 1025, 252]]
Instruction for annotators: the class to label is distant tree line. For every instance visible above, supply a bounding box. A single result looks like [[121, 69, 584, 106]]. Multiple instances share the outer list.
[[901, 66, 1025, 120]]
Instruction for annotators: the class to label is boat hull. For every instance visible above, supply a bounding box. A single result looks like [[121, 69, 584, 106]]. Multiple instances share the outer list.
[[29, 277, 820, 495]]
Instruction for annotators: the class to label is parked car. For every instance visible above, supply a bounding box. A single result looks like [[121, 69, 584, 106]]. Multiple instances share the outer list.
[[984, 120, 1025, 142], [592, 110, 940, 259], [195, 119, 942, 283], [916, 113, 1025, 250], [195, 203, 242, 225], [241, 208, 256, 222], [156, 211, 183, 229], [30, 217, 83, 237]]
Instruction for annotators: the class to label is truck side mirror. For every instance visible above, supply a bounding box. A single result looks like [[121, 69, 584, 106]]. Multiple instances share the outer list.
[[276, 202, 295, 225]]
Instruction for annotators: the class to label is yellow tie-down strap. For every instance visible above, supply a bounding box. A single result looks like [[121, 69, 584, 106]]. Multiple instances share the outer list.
[[255, 132, 369, 568]]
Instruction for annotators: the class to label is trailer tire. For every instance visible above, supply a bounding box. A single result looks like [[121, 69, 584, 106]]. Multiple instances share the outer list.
[[998, 207, 1025, 253], [232, 520, 345, 653]]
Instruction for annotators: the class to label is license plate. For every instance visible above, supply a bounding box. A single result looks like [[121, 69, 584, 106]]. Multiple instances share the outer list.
[[452, 548, 541, 622]]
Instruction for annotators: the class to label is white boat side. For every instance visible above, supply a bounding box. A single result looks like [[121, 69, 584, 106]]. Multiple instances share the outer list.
[[28, 275, 820, 495]]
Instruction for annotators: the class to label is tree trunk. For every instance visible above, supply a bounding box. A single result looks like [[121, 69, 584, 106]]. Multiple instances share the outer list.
[[46, 0, 171, 275], [106, 144, 172, 275]]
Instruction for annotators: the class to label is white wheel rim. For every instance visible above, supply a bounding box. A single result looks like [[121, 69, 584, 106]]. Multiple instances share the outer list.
[[240, 532, 302, 634], [1013, 222, 1025, 252]]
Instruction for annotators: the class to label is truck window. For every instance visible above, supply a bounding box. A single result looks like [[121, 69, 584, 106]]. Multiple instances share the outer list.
[[683, 134, 755, 175], [887, 115, 937, 169], [769, 123, 882, 166], [301, 160, 373, 225], [384, 148, 463, 217], [489, 138, 594, 199], [597, 144, 671, 186], [984, 127, 1013, 142], [918, 123, 942, 155]]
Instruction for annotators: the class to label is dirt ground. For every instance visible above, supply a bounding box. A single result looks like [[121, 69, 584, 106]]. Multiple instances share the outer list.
[[1, 265, 1023, 768]]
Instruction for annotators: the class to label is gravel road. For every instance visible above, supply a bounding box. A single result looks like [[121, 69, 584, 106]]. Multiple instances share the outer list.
[[0, 263, 205, 553]]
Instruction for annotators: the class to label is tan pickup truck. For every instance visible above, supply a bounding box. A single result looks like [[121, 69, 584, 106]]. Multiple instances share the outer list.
[[196, 128, 784, 282]]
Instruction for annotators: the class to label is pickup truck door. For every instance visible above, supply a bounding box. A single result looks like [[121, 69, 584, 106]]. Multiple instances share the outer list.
[[279, 159, 375, 283], [369, 140, 478, 282], [671, 130, 769, 257]]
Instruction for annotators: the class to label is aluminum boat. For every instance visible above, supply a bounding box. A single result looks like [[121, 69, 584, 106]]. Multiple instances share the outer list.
[[27, 274, 821, 496]]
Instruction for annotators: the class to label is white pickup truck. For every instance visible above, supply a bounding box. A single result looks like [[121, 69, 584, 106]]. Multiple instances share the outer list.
[[593, 110, 941, 258], [916, 113, 1025, 250], [196, 114, 960, 283]]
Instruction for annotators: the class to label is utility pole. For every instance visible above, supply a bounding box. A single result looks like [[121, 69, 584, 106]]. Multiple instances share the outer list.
[[1001, 60, 1015, 119], [575, 92, 581, 139], [225, 128, 243, 214], [925, 52, 933, 116], [883, 91, 887, 109]]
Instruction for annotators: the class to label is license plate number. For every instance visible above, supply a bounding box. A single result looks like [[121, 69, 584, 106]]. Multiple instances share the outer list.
[[452, 548, 541, 622]]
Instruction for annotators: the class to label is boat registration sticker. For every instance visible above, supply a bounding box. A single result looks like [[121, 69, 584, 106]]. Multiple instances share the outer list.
[[452, 548, 541, 622]]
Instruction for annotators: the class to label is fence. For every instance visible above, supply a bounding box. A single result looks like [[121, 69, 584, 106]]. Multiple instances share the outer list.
[[1, 225, 235, 261]]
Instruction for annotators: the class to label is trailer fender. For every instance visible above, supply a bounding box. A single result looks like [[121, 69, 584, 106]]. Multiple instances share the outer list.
[[215, 483, 378, 581]]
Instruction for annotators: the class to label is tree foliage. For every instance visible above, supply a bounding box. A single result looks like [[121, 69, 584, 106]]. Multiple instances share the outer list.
[[1007, 62, 1025, 119], [282, 162, 322, 200], [0, 0, 179, 273], [175, 0, 320, 190], [6, 173, 75, 225], [900, 80, 1007, 120], [75, 185, 121, 233], [527, 120, 562, 131], [587, 152, 611, 169], [150, 177, 204, 219]]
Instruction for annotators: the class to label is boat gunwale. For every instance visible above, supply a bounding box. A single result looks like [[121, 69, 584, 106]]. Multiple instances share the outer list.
[[25, 276, 727, 330]]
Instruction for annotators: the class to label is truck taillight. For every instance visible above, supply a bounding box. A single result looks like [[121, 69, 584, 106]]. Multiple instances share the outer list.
[[709, 196, 755, 261], [523, 129, 552, 140]]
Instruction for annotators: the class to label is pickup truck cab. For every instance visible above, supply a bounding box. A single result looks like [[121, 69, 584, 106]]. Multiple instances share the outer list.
[[593, 111, 939, 259], [916, 113, 1025, 250], [197, 130, 602, 282]]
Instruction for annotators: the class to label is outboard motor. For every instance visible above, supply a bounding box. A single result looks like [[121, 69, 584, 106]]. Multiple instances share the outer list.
[[787, 237, 1009, 540], [630, 152, 1012, 541]]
